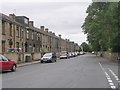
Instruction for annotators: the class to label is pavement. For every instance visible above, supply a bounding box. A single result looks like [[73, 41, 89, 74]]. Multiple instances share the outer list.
[[17, 58, 60, 67], [17, 60, 40, 67]]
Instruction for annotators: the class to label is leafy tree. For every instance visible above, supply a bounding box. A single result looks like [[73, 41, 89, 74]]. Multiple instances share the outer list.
[[81, 42, 90, 52], [82, 2, 119, 53]]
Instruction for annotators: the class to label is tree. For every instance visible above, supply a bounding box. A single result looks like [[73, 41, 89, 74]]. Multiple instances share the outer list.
[[81, 42, 90, 52], [82, 2, 119, 53]]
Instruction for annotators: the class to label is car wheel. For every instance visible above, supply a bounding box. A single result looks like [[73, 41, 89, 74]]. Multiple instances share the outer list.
[[11, 65, 16, 71], [41, 61, 43, 63]]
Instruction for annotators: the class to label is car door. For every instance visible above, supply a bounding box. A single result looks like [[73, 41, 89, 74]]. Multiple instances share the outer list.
[[52, 53, 56, 62], [52, 54, 54, 62], [1, 55, 12, 70], [0, 56, 3, 71]]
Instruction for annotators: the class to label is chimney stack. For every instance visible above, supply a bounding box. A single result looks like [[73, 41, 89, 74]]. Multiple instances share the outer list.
[[29, 21, 34, 27], [52, 33, 55, 35], [9, 14, 16, 20], [45, 28, 48, 33], [49, 31, 52, 35], [59, 34, 61, 38], [40, 26, 44, 31]]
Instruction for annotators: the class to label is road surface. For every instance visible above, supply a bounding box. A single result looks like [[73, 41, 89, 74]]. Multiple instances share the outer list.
[[2, 54, 119, 89]]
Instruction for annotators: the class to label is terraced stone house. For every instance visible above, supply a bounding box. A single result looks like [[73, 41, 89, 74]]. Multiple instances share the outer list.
[[0, 13, 79, 63]]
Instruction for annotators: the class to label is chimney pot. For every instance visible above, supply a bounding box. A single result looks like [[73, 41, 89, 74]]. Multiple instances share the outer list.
[[59, 34, 61, 38], [45, 28, 48, 32], [40, 26, 44, 31], [9, 13, 16, 20], [29, 21, 34, 27]]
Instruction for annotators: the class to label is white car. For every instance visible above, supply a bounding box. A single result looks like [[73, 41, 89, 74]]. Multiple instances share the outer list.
[[60, 51, 69, 59], [92, 51, 95, 54], [80, 51, 84, 55]]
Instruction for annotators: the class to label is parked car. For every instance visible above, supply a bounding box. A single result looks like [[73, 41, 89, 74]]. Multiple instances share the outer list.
[[60, 51, 69, 59], [68, 52, 73, 58], [74, 52, 78, 56], [71, 52, 76, 57], [40, 52, 57, 63], [0, 54, 17, 72], [92, 51, 95, 54], [80, 51, 84, 55]]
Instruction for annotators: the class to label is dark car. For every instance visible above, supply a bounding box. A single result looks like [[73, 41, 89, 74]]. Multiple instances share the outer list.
[[0, 54, 17, 72], [40, 53, 57, 63]]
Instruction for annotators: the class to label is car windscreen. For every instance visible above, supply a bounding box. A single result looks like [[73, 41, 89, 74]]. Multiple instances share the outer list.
[[0, 55, 8, 61], [60, 52, 67, 55], [43, 53, 52, 57], [0, 55, 2, 61]]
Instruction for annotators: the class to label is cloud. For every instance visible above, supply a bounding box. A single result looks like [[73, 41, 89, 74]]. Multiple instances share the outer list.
[[63, 32, 88, 45], [1, 2, 90, 45], [1, 0, 92, 3]]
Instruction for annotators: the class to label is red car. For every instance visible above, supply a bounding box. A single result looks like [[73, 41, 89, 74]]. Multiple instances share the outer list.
[[0, 54, 17, 72]]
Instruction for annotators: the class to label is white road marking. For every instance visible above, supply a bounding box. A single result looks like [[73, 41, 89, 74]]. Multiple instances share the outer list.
[[107, 77, 111, 80], [99, 62, 116, 89], [105, 72, 109, 76], [109, 83, 114, 86], [114, 76, 119, 81], [106, 75, 110, 78], [108, 68, 116, 76], [99, 62, 105, 71], [108, 68, 120, 81], [108, 80, 113, 83], [115, 76, 118, 78], [111, 86, 116, 89]]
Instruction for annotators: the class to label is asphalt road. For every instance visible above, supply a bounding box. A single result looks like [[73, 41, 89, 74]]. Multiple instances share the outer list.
[[2, 54, 119, 89]]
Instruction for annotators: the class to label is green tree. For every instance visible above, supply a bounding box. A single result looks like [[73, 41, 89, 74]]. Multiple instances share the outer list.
[[82, 2, 119, 53], [81, 42, 90, 52]]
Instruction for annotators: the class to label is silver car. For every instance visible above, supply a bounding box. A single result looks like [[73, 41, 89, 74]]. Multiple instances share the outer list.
[[40, 53, 57, 63]]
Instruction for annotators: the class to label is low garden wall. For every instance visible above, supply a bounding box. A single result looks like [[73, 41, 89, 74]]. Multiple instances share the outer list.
[[103, 52, 119, 61]]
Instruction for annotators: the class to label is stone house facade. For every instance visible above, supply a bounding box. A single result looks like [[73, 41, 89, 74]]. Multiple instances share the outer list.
[[0, 13, 80, 63]]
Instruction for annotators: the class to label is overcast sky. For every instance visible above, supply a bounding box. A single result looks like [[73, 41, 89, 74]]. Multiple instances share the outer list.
[[1, 0, 92, 45]]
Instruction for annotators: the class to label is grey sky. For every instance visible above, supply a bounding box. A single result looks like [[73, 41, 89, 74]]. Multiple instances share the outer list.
[[1, 1, 92, 45]]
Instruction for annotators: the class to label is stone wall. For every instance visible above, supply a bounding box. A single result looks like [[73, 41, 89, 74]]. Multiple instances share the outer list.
[[103, 52, 119, 61], [3, 53, 41, 63], [4, 53, 23, 63], [33, 53, 41, 61]]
